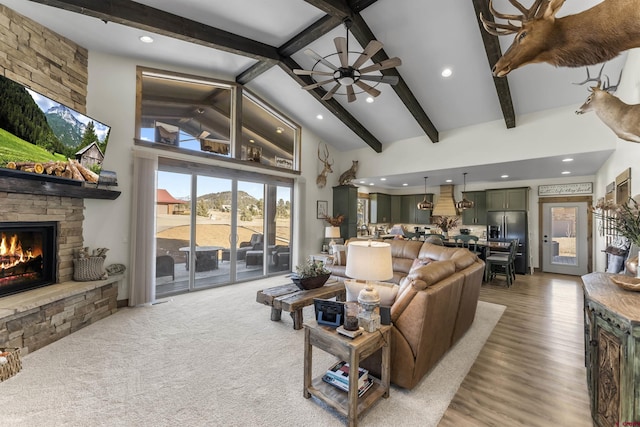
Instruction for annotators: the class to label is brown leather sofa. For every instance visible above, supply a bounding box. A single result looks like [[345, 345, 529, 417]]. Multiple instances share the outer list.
[[327, 239, 485, 389]]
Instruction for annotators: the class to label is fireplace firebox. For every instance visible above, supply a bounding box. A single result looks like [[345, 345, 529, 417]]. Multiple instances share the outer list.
[[0, 222, 57, 297]]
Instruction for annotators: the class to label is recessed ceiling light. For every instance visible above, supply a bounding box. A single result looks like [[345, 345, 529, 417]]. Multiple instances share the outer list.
[[441, 68, 452, 78], [366, 97, 374, 103], [445, 179, 452, 183], [402, 183, 408, 186], [501, 174, 509, 178], [369, 183, 374, 186], [562, 171, 571, 175], [316, 114, 323, 120], [139, 35, 154, 43], [562, 158, 574, 162], [359, 181, 365, 184], [380, 178, 386, 181], [276, 127, 284, 134], [249, 139, 255, 143]]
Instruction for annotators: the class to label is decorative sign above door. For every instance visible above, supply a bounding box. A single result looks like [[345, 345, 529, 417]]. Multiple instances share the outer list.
[[538, 182, 593, 196]]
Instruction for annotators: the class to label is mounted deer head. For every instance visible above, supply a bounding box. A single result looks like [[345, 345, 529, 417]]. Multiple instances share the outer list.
[[480, 0, 640, 77], [575, 65, 640, 143], [316, 143, 333, 188]]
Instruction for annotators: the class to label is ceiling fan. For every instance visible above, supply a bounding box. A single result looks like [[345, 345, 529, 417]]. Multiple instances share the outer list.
[[293, 18, 401, 103]]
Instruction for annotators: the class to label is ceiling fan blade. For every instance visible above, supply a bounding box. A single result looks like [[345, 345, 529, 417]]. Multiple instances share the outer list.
[[359, 57, 402, 74], [359, 75, 400, 85], [304, 49, 338, 71], [355, 81, 381, 98], [293, 69, 334, 77], [302, 78, 335, 90], [352, 40, 384, 69], [334, 37, 349, 68], [322, 83, 341, 101], [346, 85, 356, 103]]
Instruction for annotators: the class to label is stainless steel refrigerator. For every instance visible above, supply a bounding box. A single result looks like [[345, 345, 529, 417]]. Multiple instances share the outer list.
[[486, 210, 528, 274]]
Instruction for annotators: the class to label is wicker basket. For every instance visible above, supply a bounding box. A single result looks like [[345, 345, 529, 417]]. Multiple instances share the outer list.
[[73, 256, 107, 281], [0, 348, 21, 382]]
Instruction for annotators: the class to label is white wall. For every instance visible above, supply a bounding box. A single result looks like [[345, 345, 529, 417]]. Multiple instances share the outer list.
[[592, 49, 640, 271]]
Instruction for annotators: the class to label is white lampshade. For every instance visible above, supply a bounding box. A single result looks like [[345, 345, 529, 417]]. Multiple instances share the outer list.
[[345, 240, 393, 282], [325, 226, 341, 239]]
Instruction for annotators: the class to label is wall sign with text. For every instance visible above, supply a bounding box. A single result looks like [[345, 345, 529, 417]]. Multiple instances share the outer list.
[[538, 182, 593, 196]]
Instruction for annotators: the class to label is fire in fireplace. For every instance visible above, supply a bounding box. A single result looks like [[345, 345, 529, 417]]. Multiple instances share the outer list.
[[0, 222, 57, 297]]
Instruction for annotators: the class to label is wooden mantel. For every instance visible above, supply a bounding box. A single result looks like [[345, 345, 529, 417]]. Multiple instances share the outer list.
[[0, 168, 120, 200]]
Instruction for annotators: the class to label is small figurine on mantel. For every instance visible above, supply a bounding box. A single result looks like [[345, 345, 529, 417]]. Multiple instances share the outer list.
[[338, 160, 358, 186]]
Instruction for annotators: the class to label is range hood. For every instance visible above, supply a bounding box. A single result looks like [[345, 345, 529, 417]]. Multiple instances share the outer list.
[[431, 185, 459, 217]]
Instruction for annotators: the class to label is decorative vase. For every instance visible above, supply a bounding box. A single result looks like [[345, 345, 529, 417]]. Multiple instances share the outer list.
[[442, 231, 448, 240], [625, 255, 639, 277]]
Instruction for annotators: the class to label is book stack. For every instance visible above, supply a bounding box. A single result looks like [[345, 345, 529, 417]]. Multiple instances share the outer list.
[[322, 361, 374, 397]]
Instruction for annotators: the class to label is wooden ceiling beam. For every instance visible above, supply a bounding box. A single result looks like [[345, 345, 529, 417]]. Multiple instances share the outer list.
[[470, 0, 516, 128], [27, 0, 280, 62], [280, 57, 383, 153], [349, 14, 439, 143]]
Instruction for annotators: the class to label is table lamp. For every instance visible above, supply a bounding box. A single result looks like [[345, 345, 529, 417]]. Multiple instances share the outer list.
[[325, 226, 341, 254], [345, 240, 393, 332]]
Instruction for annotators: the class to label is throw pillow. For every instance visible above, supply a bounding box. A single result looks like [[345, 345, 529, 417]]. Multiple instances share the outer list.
[[410, 257, 434, 272], [332, 244, 347, 266], [345, 280, 399, 306]]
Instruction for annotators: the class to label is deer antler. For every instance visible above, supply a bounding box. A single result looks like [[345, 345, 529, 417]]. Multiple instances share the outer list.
[[573, 64, 621, 93], [481, 0, 547, 36]]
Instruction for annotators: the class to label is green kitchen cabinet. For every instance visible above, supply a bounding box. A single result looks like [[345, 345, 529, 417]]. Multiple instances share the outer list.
[[486, 187, 528, 210], [401, 194, 432, 224], [390, 195, 402, 223], [370, 193, 391, 223], [461, 191, 487, 225]]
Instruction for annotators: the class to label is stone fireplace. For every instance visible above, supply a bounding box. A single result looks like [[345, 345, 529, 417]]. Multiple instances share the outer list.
[[0, 186, 121, 354]]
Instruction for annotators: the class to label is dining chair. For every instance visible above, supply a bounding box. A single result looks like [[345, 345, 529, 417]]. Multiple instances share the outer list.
[[453, 234, 480, 255], [484, 239, 518, 286]]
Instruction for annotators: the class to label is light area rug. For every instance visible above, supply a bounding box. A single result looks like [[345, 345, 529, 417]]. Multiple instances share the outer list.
[[0, 276, 505, 427]]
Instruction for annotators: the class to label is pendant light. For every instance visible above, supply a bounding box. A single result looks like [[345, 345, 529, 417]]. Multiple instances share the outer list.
[[417, 177, 433, 210], [455, 172, 475, 210]]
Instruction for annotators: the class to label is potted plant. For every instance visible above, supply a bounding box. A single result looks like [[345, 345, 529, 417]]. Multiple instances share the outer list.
[[292, 258, 331, 290], [433, 216, 459, 239], [592, 197, 640, 277]]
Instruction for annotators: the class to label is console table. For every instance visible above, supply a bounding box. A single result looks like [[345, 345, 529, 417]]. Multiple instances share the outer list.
[[581, 272, 640, 426]]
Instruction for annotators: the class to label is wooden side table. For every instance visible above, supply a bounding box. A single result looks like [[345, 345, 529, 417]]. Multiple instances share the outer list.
[[303, 321, 390, 427]]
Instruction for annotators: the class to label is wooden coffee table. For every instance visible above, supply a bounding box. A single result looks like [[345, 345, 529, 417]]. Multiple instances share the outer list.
[[256, 279, 345, 330]]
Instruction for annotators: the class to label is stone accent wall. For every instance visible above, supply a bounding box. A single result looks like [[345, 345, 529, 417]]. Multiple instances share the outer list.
[[0, 193, 84, 283], [0, 4, 88, 113], [0, 277, 120, 354]]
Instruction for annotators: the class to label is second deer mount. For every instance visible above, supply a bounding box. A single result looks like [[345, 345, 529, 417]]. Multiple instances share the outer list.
[[575, 65, 640, 144]]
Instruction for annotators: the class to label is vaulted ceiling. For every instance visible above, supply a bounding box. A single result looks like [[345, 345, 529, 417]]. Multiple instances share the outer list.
[[3, 0, 625, 185]]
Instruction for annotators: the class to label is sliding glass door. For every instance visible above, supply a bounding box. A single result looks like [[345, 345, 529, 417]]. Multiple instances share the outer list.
[[155, 160, 292, 297]]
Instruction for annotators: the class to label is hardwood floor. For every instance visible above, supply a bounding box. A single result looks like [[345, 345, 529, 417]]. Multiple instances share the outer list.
[[439, 272, 593, 426]]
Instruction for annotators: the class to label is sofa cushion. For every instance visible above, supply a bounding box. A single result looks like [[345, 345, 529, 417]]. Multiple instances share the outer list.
[[345, 280, 399, 306], [450, 249, 478, 270], [417, 243, 460, 261], [406, 259, 456, 287]]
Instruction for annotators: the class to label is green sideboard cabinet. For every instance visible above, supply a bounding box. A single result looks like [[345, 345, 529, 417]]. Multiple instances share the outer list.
[[461, 191, 486, 225], [390, 195, 402, 223], [581, 272, 640, 427], [486, 187, 528, 210], [333, 185, 357, 239]]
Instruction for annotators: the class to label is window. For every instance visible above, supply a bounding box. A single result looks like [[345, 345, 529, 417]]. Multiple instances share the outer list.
[[136, 67, 301, 172]]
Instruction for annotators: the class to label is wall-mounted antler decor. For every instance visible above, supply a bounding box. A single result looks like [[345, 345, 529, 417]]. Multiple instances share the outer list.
[[316, 143, 333, 189], [575, 65, 640, 143], [480, 0, 640, 77]]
